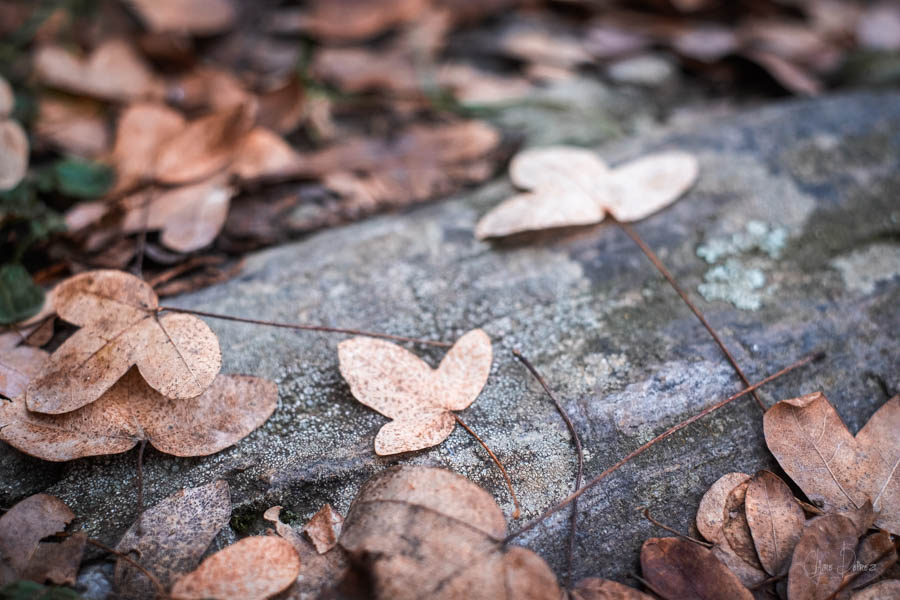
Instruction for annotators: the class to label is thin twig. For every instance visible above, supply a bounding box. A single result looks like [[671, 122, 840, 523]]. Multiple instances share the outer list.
[[453, 414, 522, 519], [505, 352, 821, 543], [87, 538, 166, 599], [512, 349, 583, 586], [156, 306, 453, 347], [641, 507, 712, 547], [616, 220, 766, 412]]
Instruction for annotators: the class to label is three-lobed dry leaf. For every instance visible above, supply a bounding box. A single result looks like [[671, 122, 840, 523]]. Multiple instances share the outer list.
[[570, 577, 654, 599], [0, 493, 79, 586], [303, 503, 344, 554], [24, 270, 221, 414], [338, 465, 561, 599], [171, 535, 301, 600], [338, 329, 492, 454], [114, 480, 232, 600], [764, 392, 899, 534], [3, 367, 275, 461], [640, 537, 753, 600], [744, 469, 806, 576], [475, 146, 699, 239]]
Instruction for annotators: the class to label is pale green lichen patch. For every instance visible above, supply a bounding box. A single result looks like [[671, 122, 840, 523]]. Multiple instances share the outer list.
[[830, 243, 900, 294], [697, 259, 767, 311], [696, 220, 788, 264]]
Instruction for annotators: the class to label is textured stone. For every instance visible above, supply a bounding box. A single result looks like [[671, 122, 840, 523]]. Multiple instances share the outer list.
[[2, 91, 898, 591]]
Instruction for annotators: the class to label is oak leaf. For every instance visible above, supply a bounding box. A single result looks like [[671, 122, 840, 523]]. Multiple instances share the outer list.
[[744, 470, 806, 576], [764, 392, 899, 534], [640, 537, 753, 600], [170, 535, 301, 600], [338, 329, 492, 454], [338, 465, 562, 599], [0, 493, 77, 586], [3, 367, 275, 461], [475, 146, 698, 239], [787, 514, 859, 600], [24, 270, 221, 414]]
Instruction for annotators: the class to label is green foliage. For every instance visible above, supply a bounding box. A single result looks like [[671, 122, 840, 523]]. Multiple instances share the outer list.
[[0, 581, 82, 600], [0, 263, 45, 325], [51, 159, 114, 199]]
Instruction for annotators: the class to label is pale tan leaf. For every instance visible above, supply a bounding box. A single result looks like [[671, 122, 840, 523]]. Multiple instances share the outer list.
[[171, 536, 301, 600], [110, 102, 185, 193], [127, 0, 237, 35], [787, 514, 859, 600], [0, 493, 74, 584], [285, 0, 428, 42], [256, 75, 305, 134], [0, 333, 48, 398], [3, 367, 275, 460], [168, 67, 251, 112], [0, 119, 28, 191], [337, 329, 492, 455], [303, 504, 344, 554], [571, 577, 654, 599], [722, 481, 767, 573], [696, 472, 751, 544], [745, 470, 806, 576], [851, 580, 900, 599], [640, 537, 753, 600], [605, 151, 699, 222], [0, 75, 12, 119], [24, 270, 220, 413], [34, 40, 163, 102], [34, 95, 109, 158], [229, 127, 305, 182], [115, 480, 231, 600], [855, 395, 900, 533]]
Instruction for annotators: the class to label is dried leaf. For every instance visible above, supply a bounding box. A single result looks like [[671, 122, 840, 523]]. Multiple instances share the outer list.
[[640, 537, 753, 600], [696, 472, 751, 544], [745, 470, 806, 576], [115, 480, 231, 600], [571, 577, 654, 599], [24, 270, 221, 413], [0, 330, 48, 399], [338, 329, 492, 455], [339, 465, 562, 599], [851, 580, 900, 599], [437, 64, 533, 105], [475, 147, 698, 238], [764, 392, 899, 535], [0, 494, 74, 585], [168, 67, 250, 112], [154, 104, 253, 185], [110, 102, 186, 193], [842, 530, 898, 592], [256, 75, 305, 134], [0, 119, 28, 191], [3, 367, 275, 460], [229, 128, 305, 182], [0, 76, 12, 119], [284, 0, 428, 42], [787, 514, 859, 600], [127, 0, 237, 35], [21, 532, 86, 586], [170, 536, 301, 600], [34, 95, 109, 158], [34, 40, 163, 102], [303, 504, 344, 554], [722, 481, 766, 571]]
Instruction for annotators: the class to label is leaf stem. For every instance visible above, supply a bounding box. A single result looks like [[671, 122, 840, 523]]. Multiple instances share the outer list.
[[641, 507, 712, 547], [452, 413, 522, 519], [87, 537, 167, 599]]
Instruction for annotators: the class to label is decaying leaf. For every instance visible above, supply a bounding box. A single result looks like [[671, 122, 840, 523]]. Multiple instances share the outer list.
[[24, 270, 221, 414], [0, 119, 28, 191], [0, 76, 12, 118], [842, 530, 898, 592], [851, 580, 900, 599], [745, 470, 806, 576], [229, 127, 305, 182], [3, 367, 275, 461], [640, 537, 753, 600], [127, 0, 237, 35], [110, 102, 186, 192], [475, 146, 698, 239], [339, 465, 562, 599], [115, 480, 231, 600], [170, 535, 301, 600], [0, 493, 75, 585], [721, 480, 765, 572], [256, 75, 306, 134], [34, 95, 109, 158], [787, 514, 859, 600], [571, 577, 654, 599], [281, 0, 428, 42], [21, 532, 87, 586], [338, 329, 492, 454], [303, 504, 344, 554], [0, 330, 48, 399], [764, 392, 899, 534]]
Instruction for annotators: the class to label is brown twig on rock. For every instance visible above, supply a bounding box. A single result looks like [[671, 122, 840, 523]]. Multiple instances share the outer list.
[[453, 413, 522, 519]]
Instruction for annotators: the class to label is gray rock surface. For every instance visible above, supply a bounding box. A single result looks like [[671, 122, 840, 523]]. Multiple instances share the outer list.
[[3, 91, 899, 591]]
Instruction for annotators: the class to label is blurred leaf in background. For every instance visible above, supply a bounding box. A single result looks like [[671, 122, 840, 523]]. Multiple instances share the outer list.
[[0, 262, 45, 324]]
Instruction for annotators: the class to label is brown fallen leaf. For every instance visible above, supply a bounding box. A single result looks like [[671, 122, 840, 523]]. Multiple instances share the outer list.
[[475, 146, 698, 238], [24, 270, 221, 413], [171, 535, 301, 600], [0, 331, 48, 399], [764, 392, 899, 535], [303, 504, 344, 554], [21, 532, 87, 586], [280, 0, 428, 42], [851, 580, 900, 599], [34, 95, 109, 158], [339, 465, 562, 599], [841, 530, 898, 592], [787, 514, 859, 600], [3, 367, 275, 461], [0, 118, 28, 191], [34, 40, 163, 102], [115, 480, 231, 600], [229, 127, 305, 182], [256, 75, 305, 134], [745, 470, 806, 576], [167, 67, 251, 112], [338, 329, 492, 455], [640, 537, 754, 600], [0, 75, 12, 118], [311, 46, 421, 96], [127, 0, 237, 35], [722, 480, 767, 572], [0, 493, 75, 585], [109, 102, 186, 193], [571, 577, 654, 599], [154, 103, 254, 185], [437, 63, 533, 105]]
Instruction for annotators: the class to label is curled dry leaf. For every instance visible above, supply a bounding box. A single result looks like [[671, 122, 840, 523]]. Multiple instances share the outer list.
[[722, 480, 766, 572], [475, 146, 698, 239], [34, 40, 163, 102], [154, 103, 254, 185], [24, 270, 221, 413], [303, 504, 344, 554], [0, 493, 75, 585], [34, 95, 109, 158], [171, 535, 301, 600], [339, 465, 562, 600], [338, 329, 492, 455], [745, 470, 806, 576], [110, 102, 186, 193], [787, 514, 858, 600], [127, 0, 237, 35], [851, 580, 900, 599], [842, 530, 898, 592], [640, 537, 753, 600], [571, 577, 654, 599], [115, 480, 231, 600], [3, 367, 275, 461], [764, 392, 899, 534], [0, 119, 28, 191], [0, 330, 48, 399]]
